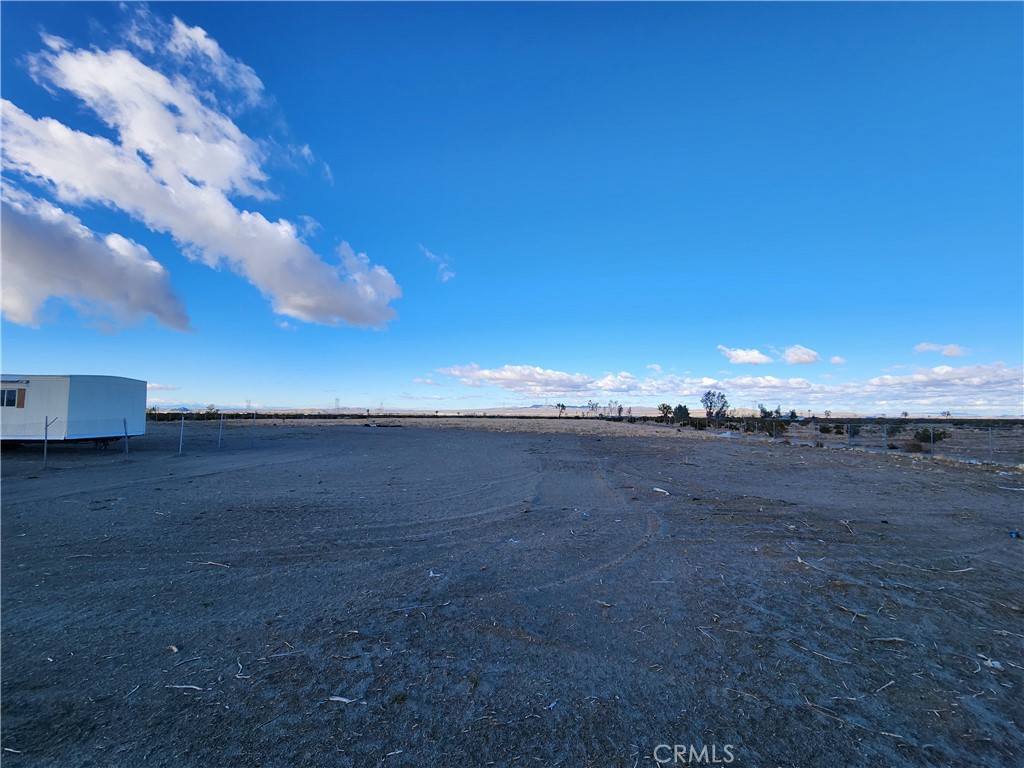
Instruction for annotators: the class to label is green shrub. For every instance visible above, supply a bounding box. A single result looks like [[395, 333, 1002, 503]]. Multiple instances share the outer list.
[[913, 428, 950, 443]]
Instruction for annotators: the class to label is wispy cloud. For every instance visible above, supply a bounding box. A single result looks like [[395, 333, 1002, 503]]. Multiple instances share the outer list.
[[914, 342, 967, 357], [419, 244, 455, 283], [830, 356, 847, 365], [147, 383, 179, 391], [716, 345, 773, 365], [0, 10, 400, 329], [782, 345, 820, 365]]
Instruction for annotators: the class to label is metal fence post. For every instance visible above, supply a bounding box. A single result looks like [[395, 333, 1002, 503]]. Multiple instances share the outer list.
[[43, 415, 48, 469], [178, 412, 185, 455], [123, 417, 129, 460], [218, 412, 224, 449]]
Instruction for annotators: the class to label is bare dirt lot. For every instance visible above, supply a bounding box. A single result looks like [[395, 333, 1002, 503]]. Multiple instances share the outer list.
[[2, 418, 1022, 767]]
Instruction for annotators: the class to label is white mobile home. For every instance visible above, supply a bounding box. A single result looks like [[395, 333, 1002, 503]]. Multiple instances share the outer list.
[[0, 375, 147, 441]]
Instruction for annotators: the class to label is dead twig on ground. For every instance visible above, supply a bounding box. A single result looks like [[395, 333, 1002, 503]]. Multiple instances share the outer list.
[[795, 555, 828, 573], [393, 600, 452, 614], [837, 605, 868, 622], [802, 694, 905, 740], [790, 639, 851, 665]]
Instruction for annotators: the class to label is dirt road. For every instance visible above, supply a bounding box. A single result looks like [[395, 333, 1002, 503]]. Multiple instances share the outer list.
[[2, 419, 1021, 766]]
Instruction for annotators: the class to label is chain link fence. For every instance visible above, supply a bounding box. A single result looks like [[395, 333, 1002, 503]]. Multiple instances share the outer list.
[[0, 416, 140, 441], [706, 420, 1024, 467]]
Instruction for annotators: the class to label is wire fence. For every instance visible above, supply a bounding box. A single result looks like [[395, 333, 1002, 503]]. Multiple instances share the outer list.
[[702, 420, 1024, 467], [4, 414, 1022, 470], [0, 416, 142, 441]]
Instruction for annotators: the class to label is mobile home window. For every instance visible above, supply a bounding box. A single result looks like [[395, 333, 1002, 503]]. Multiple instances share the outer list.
[[1, 388, 25, 407]]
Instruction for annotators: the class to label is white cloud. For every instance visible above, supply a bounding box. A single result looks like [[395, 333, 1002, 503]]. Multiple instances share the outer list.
[[914, 342, 967, 357], [436, 361, 1023, 415], [646, 363, 663, 374], [165, 16, 265, 108], [716, 345, 773, 365], [1, 189, 190, 330], [438, 364, 592, 394], [593, 372, 642, 392], [419, 244, 455, 283], [782, 345, 820, 365], [830, 356, 847, 365], [147, 383, 179, 391], [296, 215, 321, 239], [1, 16, 400, 329]]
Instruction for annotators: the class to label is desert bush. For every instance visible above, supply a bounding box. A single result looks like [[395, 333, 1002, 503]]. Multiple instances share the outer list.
[[761, 419, 788, 437], [819, 424, 832, 434], [913, 428, 950, 444], [904, 441, 927, 453]]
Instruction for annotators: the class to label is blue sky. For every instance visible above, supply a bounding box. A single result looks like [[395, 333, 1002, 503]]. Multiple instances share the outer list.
[[2, 2, 1021, 416]]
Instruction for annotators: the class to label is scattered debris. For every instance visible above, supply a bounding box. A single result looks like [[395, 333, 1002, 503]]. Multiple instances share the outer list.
[[652, 487, 670, 495], [328, 696, 361, 704]]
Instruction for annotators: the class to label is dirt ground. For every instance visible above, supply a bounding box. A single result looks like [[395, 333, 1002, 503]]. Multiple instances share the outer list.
[[2, 418, 1021, 767]]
